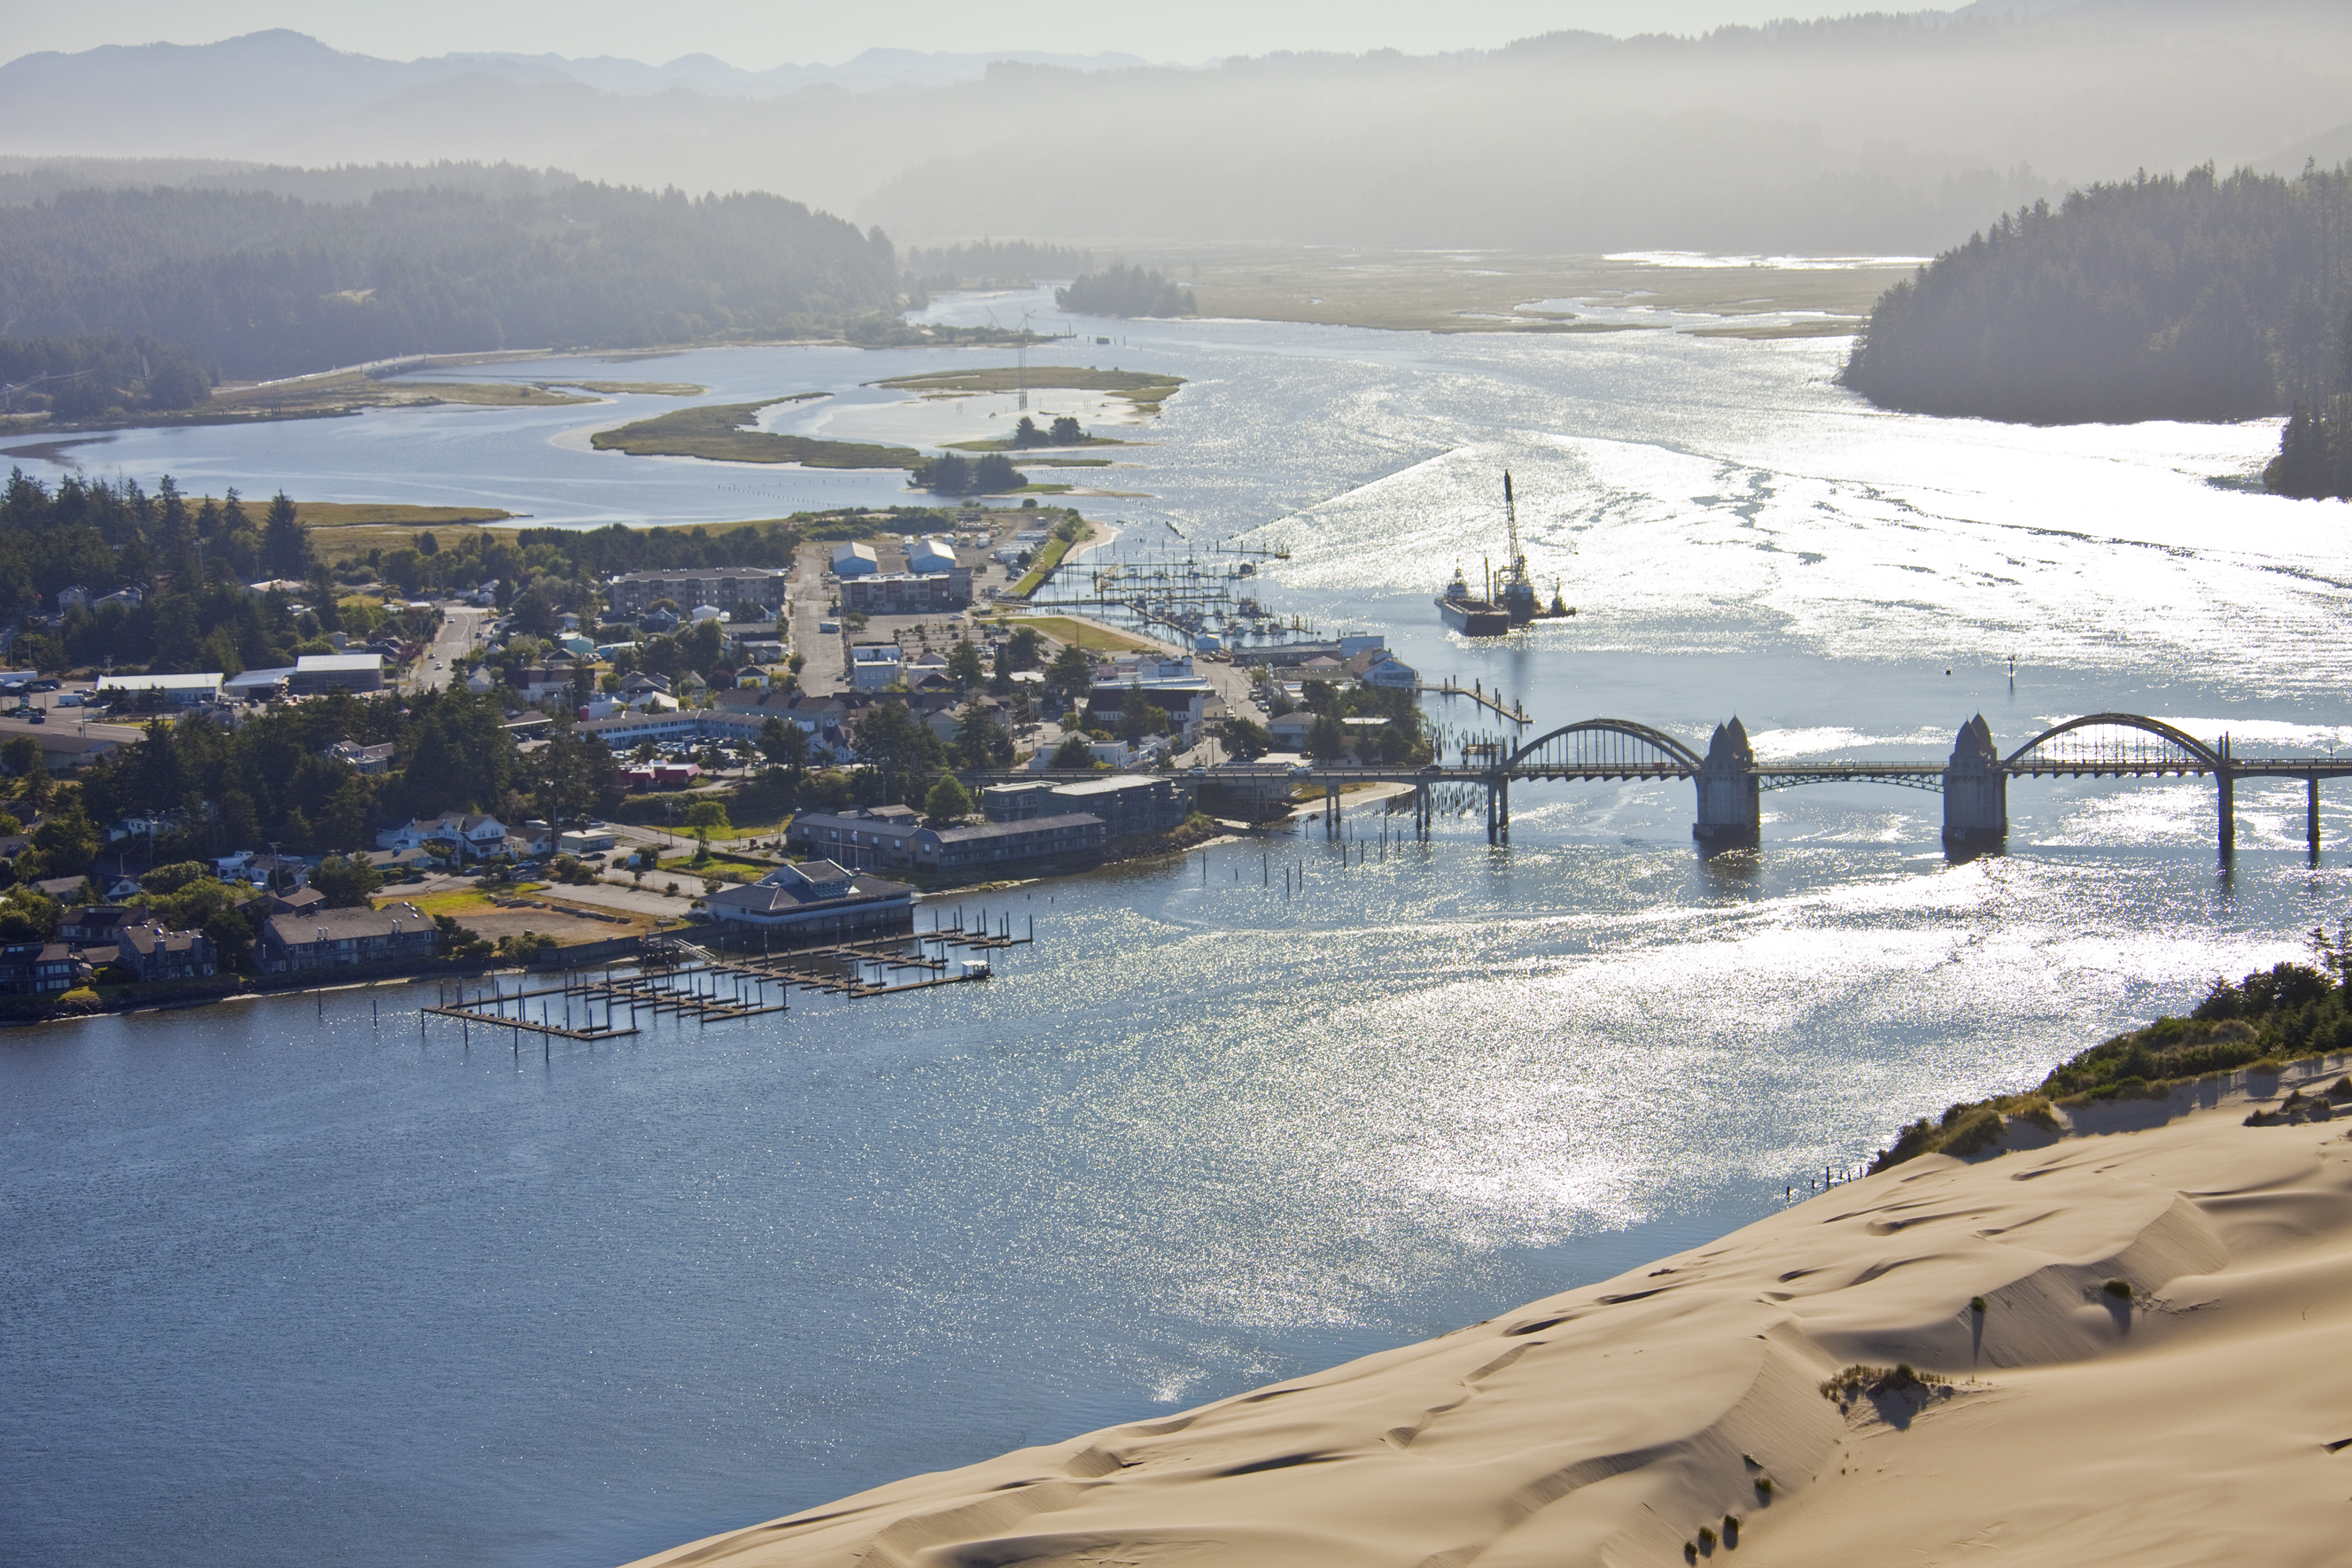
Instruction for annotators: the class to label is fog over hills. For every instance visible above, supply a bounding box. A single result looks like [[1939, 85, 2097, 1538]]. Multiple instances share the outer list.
[[5, 4, 2352, 252]]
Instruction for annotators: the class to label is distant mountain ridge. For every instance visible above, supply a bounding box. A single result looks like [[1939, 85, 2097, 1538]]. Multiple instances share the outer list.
[[0, 30, 1160, 159], [7, 12, 2352, 254]]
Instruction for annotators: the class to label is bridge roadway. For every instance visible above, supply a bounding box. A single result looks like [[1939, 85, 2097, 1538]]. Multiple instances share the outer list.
[[978, 712, 2352, 860]]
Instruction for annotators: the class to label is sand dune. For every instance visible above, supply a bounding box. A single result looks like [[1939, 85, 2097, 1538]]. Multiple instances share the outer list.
[[630, 1073, 2352, 1568]]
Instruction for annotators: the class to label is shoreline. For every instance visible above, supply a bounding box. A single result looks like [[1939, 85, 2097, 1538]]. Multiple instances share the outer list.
[[627, 1058, 2352, 1568]]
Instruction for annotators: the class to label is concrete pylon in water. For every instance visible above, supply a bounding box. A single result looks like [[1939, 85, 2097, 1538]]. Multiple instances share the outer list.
[[1693, 718, 1759, 850], [1942, 713, 2007, 847]]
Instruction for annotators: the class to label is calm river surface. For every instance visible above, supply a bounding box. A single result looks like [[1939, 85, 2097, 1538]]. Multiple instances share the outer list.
[[6, 282, 2349, 1567]]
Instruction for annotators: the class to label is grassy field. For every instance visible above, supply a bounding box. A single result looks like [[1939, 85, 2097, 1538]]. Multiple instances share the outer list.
[[1001, 613, 1161, 652], [1133, 244, 1899, 337], [287, 501, 520, 529], [384, 886, 665, 939], [591, 397, 924, 469], [876, 367, 1185, 411], [657, 852, 774, 881], [208, 374, 596, 415], [391, 889, 500, 919]]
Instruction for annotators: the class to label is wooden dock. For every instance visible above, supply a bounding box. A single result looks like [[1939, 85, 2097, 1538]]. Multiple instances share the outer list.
[[420, 919, 1033, 1045], [1422, 679, 1529, 726]]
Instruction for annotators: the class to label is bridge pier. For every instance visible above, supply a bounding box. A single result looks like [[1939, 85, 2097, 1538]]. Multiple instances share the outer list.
[[1942, 714, 2007, 848], [2310, 772, 2322, 856], [2217, 736, 2234, 862], [1692, 718, 1759, 851]]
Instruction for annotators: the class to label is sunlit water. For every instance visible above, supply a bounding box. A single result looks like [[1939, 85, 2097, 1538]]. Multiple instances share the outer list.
[[6, 285, 2350, 1567]]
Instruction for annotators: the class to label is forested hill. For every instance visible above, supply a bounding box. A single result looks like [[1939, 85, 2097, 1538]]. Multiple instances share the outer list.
[[1843, 163, 2352, 424], [0, 182, 904, 380]]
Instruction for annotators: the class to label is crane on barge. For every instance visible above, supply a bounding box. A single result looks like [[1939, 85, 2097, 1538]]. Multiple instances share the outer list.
[[1436, 471, 1575, 634]]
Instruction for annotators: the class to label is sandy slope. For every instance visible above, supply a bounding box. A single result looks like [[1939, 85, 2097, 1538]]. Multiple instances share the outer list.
[[628, 1083, 2352, 1568]]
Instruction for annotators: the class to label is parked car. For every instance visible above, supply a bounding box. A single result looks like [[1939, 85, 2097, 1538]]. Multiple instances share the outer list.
[[28, 679, 59, 692]]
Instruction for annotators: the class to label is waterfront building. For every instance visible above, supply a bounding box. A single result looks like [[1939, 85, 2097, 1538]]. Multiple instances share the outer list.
[[0, 941, 77, 994], [788, 804, 1108, 873], [113, 921, 219, 982], [703, 859, 917, 936], [980, 773, 1193, 837], [254, 903, 437, 973]]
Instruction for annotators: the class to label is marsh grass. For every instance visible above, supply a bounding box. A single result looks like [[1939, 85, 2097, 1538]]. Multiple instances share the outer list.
[[592, 396, 922, 469]]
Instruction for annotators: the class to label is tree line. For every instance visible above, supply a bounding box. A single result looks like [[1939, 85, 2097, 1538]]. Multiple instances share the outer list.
[[0, 182, 905, 382], [1055, 264, 1197, 318], [2265, 318, 2352, 501], [904, 240, 1093, 291], [1844, 162, 2352, 425], [0, 333, 214, 417]]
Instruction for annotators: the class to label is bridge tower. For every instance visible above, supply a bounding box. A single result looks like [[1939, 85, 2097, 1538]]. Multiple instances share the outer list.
[[1692, 718, 1759, 850], [1941, 714, 2007, 847]]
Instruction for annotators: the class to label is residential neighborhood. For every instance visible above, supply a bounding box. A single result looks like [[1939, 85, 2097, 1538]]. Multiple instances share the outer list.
[[0, 477, 1431, 1009]]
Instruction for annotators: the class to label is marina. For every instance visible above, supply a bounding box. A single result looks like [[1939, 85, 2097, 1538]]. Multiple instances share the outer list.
[[418, 920, 1032, 1044]]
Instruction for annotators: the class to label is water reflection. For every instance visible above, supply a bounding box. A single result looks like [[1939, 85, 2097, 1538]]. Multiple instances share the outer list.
[[4, 297, 2345, 1568]]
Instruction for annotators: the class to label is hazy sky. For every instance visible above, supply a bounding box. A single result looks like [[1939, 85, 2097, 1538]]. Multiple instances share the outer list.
[[1, 0, 1882, 66]]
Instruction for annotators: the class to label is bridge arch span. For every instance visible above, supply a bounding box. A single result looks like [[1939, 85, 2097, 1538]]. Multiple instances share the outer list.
[[1505, 718, 1706, 777], [2002, 713, 2221, 773]]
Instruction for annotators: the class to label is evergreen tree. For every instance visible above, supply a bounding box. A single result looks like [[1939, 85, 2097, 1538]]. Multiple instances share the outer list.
[[260, 492, 313, 579]]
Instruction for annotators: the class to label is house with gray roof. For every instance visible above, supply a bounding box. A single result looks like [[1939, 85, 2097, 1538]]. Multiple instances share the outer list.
[[703, 860, 916, 937]]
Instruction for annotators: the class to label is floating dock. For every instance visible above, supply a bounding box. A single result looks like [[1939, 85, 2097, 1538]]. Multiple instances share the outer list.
[[422, 915, 1032, 1045]]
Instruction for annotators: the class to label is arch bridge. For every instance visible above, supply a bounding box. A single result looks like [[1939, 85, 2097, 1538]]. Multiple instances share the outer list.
[[1262, 711, 2349, 859]]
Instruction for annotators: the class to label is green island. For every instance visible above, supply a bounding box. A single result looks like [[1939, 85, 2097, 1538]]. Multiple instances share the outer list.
[[0, 365, 604, 438], [1873, 953, 2352, 1170], [874, 366, 1184, 410], [589, 396, 922, 469]]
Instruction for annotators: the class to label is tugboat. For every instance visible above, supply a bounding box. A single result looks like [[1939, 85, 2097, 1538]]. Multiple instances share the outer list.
[[1436, 472, 1575, 634]]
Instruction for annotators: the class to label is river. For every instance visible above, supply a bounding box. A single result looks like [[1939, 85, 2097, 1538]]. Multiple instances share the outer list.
[[4, 281, 2347, 1567]]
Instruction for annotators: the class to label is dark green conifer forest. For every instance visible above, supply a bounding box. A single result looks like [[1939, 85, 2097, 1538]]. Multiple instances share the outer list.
[[0, 182, 904, 381], [1844, 163, 2352, 427], [1054, 264, 1196, 318]]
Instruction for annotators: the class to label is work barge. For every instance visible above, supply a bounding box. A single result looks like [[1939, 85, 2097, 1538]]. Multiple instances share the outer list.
[[420, 910, 1033, 1047]]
